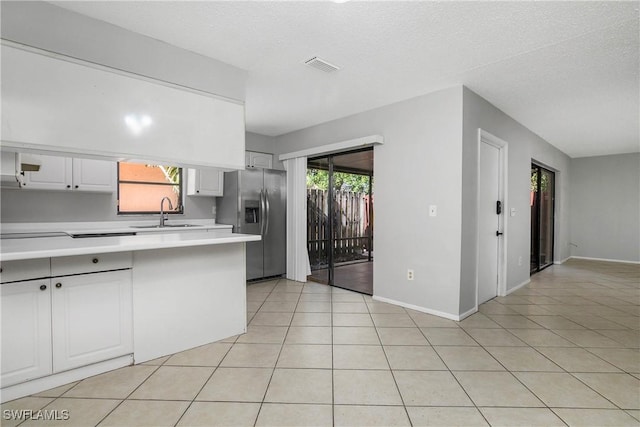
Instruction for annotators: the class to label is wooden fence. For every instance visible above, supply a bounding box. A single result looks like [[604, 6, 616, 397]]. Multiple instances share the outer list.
[[307, 189, 372, 269]]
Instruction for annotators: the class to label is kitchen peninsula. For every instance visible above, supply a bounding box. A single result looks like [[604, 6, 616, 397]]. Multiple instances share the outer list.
[[0, 225, 260, 402]]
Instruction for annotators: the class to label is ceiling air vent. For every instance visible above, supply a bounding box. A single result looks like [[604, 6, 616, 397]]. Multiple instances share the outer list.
[[304, 57, 340, 73]]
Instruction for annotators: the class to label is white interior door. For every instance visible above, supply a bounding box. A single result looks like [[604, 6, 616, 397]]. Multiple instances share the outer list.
[[478, 141, 501, 304]]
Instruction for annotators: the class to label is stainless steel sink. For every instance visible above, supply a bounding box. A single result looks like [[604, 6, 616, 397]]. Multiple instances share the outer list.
[[130, 224, 201, 229]]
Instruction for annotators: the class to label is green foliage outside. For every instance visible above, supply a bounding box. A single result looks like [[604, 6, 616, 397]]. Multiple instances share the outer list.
[[531, 170, 550, 192], [157, 165, 181, 184], [151, 165, 181, 199], [307, 168, 371, 194]]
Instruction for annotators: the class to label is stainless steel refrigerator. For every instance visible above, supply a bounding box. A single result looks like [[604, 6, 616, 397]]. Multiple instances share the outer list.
[[217, 168, 286, 280]]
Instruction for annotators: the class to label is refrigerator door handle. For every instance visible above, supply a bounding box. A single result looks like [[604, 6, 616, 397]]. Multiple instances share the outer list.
[[264, 189, 271, 236], [259, 189, 265, 236]]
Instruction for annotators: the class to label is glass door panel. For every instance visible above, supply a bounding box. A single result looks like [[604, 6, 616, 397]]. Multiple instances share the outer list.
[[307, 157, 331, 284], [530, 163, 555, 274], [307, 149, 373, 294], [539, 169, 555, 269]]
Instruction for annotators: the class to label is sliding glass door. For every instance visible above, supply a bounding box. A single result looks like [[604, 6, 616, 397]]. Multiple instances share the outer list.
[[530, 164, 555, 273], [307, 148, 374, 294]]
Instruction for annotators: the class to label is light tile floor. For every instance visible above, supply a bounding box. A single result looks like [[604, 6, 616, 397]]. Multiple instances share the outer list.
[[3, 259, 639, 426]]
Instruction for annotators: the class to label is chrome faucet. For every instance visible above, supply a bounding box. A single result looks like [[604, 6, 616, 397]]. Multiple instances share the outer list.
[[159, 197, 174, 227]]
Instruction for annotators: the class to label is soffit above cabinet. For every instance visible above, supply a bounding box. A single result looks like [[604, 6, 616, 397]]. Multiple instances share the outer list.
[[0, 42, 246, 171]]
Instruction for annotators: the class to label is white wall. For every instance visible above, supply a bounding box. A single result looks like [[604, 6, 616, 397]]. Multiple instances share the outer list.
[[274, 85, 574, 318], [570, 153, 640, 263], [460, 88, 572, 313], [1, 1, 246, 101], [275, 87, 464, 318]]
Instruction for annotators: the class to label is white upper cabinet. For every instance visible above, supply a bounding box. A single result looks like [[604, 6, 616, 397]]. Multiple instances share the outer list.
[[246, 151, 273, 169], [22, 154, 114, 193], [1, 43, 245, 170], [22, 155, 72, 191], [72, 158, 115, 192], [0, 152, 23, 188], [187, 168, 224, 197]]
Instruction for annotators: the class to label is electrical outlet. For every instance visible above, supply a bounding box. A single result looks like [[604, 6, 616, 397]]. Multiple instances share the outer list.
[[407, 269, 414, 281], [518, 256, 522, 266]]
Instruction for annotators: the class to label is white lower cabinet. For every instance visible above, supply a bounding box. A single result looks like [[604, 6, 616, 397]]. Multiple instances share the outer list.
[[0, 255, 133, 390], [1, 279, 53, 387], [51, 270, 133, 372]]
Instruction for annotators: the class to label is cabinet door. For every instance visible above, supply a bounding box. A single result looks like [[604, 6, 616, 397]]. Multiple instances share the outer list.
[[51, 270, 133, 372], [0, 151, 22, 188], [22, 154, 72, 190], [1, 279, 52, 387], [249, 151, 273, 169], [187, 168, 224, 196], [72, 158, 115, 192]]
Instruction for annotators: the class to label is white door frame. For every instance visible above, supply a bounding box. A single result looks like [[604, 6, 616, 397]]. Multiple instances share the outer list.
[[279, 135, 384, 283], [476, 129, 509, 308]]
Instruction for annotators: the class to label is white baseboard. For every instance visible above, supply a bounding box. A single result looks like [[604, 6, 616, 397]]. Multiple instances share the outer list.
[[458, 306, 477, 321], [555, 256, 571, 265], [567, 256, 640, 265], [372, 295, 463, 321], [506, 279, 531, 295], [1, 355, 133, 403]]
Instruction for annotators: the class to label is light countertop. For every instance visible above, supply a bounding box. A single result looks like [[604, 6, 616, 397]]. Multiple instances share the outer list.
[[0, 220, 232, 237], [0, 230, 261, 261]]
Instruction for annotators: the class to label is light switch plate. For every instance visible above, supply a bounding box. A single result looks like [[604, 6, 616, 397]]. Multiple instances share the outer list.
[[429, 205, 437, 217], [510, 207, 516, 217]]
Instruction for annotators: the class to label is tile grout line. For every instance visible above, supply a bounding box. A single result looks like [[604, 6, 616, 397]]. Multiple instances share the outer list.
[[253, 277, 305, 426], [330, 284, 335, 427], [171, 340, 237, 426], [92, 363, 163, 426], [413, 309, 495, 426], [490, 299, 632, 416], [370, 303, 413, 426], [252, 277, 287, 426]]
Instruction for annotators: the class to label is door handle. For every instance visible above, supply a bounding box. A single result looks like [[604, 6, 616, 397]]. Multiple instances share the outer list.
[[259, 190, 265, 236], [264, 189, 270, 236], [496, 231, 504, 236]]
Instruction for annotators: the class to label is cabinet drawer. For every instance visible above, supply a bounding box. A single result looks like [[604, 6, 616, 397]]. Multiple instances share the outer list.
[[51, 252, 132, 276], [1, 258, 50, 283]]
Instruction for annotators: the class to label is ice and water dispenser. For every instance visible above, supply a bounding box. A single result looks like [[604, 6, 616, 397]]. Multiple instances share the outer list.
[[244, 200, 260, 224]]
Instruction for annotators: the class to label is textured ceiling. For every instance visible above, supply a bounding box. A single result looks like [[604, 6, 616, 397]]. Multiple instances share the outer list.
[[49, 1, 639, 157]]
